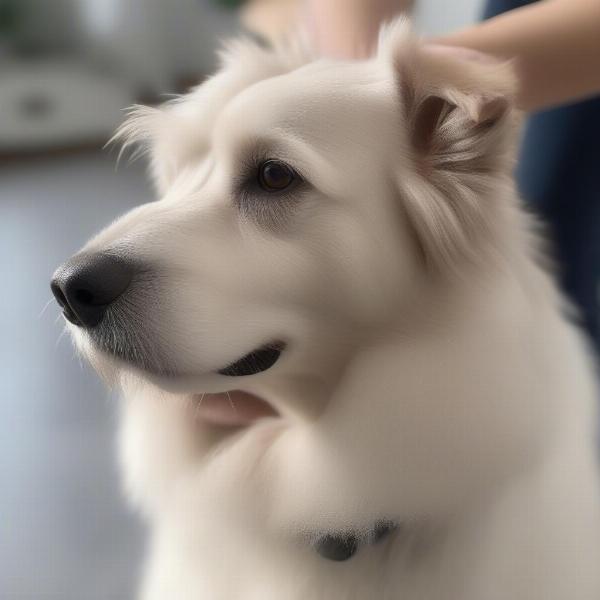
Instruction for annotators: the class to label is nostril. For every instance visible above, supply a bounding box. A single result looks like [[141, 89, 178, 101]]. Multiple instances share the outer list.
[[51, 281, 67, 308], [74, 288, 95, 306], [51, 278, 84, 326]]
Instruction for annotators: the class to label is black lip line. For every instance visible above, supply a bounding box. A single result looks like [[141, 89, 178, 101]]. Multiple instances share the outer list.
[[217, 342, 285, 377]]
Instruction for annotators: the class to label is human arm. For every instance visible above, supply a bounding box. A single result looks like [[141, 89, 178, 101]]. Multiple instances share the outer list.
[[305, 0, 413, 58], [433, 0, 600, 111]]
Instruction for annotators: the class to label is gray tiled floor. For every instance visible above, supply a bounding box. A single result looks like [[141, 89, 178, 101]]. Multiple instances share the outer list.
[[1, 153, 151, 600]]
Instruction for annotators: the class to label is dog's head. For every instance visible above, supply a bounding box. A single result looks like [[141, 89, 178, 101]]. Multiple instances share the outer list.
[[51, 22, 517, 425]]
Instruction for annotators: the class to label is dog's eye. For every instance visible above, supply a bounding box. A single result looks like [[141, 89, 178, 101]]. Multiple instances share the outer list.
[[257, 160, 295, 192]]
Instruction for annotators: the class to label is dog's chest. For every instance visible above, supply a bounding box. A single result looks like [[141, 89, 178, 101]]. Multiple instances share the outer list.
[[141, 516, 454, 600]]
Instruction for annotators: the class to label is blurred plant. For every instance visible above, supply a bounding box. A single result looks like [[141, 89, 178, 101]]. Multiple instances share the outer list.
[[0, 0, 20, 39], [213, 0, 245, 9]]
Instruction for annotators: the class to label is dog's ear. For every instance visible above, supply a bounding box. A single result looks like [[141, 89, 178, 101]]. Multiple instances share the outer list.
[[110, 104, 186, 195], [379, 21, 519, 271]]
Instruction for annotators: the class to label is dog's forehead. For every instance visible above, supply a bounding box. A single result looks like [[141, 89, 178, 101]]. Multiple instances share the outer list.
[[214, 60, 395, 146]]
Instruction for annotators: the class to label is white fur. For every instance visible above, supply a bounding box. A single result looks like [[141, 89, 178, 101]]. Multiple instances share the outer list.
[[70, 21, 600, 599]]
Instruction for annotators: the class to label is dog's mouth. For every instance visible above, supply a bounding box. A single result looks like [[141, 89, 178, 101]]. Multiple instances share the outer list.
[[82, 317, 286, 379], [217, 342, 285, 377], [191, 389, 279, 427], [192, 342, 285, 426], [78, 322, 286, 425]]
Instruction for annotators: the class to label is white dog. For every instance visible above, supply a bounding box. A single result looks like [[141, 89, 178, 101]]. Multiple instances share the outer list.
[[51, 21, 600, 600]]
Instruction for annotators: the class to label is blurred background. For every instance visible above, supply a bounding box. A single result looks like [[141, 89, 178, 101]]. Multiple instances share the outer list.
[[0, 1, 549, 598]]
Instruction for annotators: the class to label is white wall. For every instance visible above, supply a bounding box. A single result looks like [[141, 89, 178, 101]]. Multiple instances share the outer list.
[[415, 0, 484, 36], [81, 0, 237, 93]]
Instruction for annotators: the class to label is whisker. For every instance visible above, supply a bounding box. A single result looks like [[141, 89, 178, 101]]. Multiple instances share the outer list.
[[38, 297, 55, 319], [193, 393, 206, 419], [55, 327, 69, 349], [226, 391, 237, 412]]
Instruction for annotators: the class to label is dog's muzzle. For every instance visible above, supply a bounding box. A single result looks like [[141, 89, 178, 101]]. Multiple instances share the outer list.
[[50, 252, 283, 379], [50, 251, 166, 373]]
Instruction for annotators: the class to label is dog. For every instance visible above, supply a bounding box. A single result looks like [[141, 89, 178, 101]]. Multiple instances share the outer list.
[[51, 20, 600, 600]]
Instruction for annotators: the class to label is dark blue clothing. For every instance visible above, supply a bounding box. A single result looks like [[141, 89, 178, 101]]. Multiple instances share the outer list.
[[484, 0, 600, 355]]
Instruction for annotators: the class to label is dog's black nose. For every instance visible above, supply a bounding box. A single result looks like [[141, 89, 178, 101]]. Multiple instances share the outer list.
[[51, 253, 133, 328]]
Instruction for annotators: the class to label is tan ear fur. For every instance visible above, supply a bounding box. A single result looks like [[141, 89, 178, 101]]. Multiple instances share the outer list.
[[380, 20, 520, 272]]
